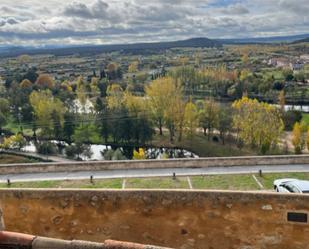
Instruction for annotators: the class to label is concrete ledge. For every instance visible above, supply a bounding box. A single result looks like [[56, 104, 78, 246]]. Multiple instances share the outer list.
[[0, 189, 309, 248], [0, 231, 172, 249], [0, 155, 309, 175]]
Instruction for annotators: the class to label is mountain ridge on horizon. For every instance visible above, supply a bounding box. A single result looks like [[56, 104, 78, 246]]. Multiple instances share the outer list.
[[0, 33, 308, 58]]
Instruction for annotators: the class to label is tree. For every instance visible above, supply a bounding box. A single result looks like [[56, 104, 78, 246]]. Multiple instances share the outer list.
[[307, 129, 309, 152], [35, 74, 54, 89], [162, 79, 185, 142], [73, 124, 101, 144], [0, 98, 10, 116], [278, 90, 285, 112], [75, 77, 88, 113], [241, 53, 249, 66], [106, 84, 124, 110], [29, 90, 65, 138], [128, 61, 139, 73], [124, 91, 154, 144], [232, 97, 284, 154], [199, 98, 219, 140], [20, 79, 32, 88], [184, 100, 199, 139], [217, 107, 232, 145], [0, 134, 26, 150], [283, 110, 302, 131], [283, 69, 294, 82], [146, 77, 171, 136], [292, 122, 302, 154], [63, 112, 76, 143], [0, 112, 7, 133]]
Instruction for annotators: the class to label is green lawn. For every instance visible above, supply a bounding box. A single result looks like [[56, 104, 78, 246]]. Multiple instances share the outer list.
[[4, 116, 34, 136], [302, 114, 309, 127], [255, 172, 309, 190], [0, 179, 122, 189], [191, 175, 260, 190], [126, 177, 189, 189], [1, 173, 309, 190]]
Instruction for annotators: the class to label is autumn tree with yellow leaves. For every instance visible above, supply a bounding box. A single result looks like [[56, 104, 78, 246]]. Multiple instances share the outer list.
[[29, 90, 65, 138], [232, 97, 284, 154], [184, 100, 199, 139]]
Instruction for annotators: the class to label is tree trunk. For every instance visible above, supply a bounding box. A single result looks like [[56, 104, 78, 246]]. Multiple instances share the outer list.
[[159, 119, 163, 136]]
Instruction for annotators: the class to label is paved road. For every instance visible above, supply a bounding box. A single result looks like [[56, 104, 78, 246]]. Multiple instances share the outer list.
[[0, 164, 309, 183]]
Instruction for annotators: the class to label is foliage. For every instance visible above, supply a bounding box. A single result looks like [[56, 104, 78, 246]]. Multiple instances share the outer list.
[[0, 98, 10, 116], [184, 100, 199, 139], [29, 90, 65, 138], [232, 97, 284, 154], [73, 124, 101, 144], [217, 107, 232, 144], [35, 141, 57, 155], [65, 143, 93, 160], [0, 134, 26, 150], [278, 90, 285, 112], [103, 148, 127, 160], [128, 61, 139, 73], [106, 84, 124, 110], [307, 129, 309, 152], [0, 112, 7, 132], [35, 74, 54, 89], [283, 110, 302, 131], [198, 98, 219, 140], [133, 148, 146, 160], [292, 122, 303, 154]]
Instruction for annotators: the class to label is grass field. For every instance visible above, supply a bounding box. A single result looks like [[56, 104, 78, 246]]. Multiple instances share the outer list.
[[256, 172, 309, 189], [4, 116, 34, 137], [191, 175, 260, 190], [126, 177, 188, 189], [302, 113, 309, 127], [0, 179, 122, 189], [1, 173, 309, 190], [0, 154, 39, 164]]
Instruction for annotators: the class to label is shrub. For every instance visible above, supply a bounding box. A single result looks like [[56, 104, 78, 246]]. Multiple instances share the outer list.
[[133, 148, 146, 160], [35, 141, 57, 155], [65, 143, 93, 160], [283, 110, 302, 131], [102, 148, 126, 160], [0, 134, 26, 150]]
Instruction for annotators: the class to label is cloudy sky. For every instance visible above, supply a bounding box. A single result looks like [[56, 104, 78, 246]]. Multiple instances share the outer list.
[[0, 0, 308, 46]]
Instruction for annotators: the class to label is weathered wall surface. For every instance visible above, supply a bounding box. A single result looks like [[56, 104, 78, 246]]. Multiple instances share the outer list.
[[1, 155, 309, 175], [0, 189, 308, 249]]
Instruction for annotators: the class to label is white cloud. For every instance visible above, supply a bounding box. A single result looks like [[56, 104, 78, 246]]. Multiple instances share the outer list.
[[0, 0, 307, 46]]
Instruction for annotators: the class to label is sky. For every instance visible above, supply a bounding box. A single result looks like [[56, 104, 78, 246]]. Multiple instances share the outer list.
[[0, 0, 308, 46]]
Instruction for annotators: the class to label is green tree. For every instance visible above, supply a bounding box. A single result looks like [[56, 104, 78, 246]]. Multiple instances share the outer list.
[[199, 99, 219, 140], [0, 112, 7, 133], [217, 107, 232, 145]]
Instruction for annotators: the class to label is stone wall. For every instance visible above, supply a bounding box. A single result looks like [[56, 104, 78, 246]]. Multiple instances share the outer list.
[[1, 155, 309, 175], [0, 189, 308, 249]]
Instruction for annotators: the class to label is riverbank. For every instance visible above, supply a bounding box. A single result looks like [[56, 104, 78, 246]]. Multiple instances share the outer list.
[[0, 153, 41, 164]]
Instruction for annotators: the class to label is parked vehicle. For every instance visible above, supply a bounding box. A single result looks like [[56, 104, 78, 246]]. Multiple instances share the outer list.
[[274, 179, 309, 194]]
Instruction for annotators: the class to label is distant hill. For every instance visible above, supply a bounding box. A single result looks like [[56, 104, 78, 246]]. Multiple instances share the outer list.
[[292, 37, 309, 44], [0, 38, 222, 58], [220, 33, 309, 44]]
